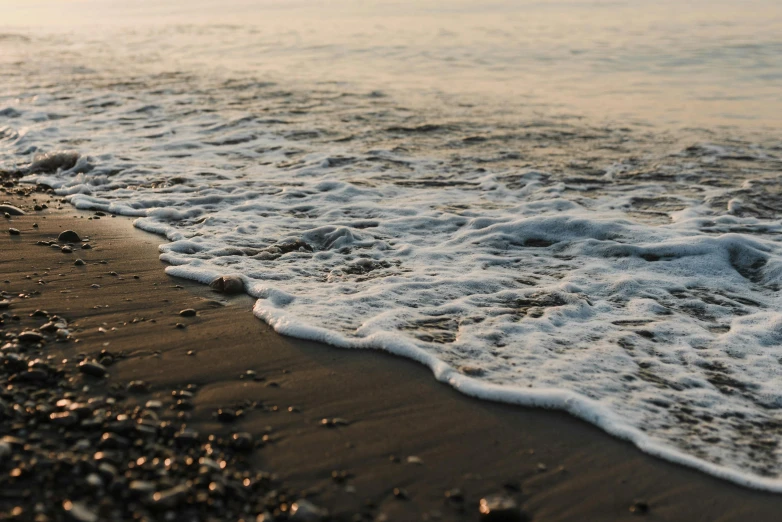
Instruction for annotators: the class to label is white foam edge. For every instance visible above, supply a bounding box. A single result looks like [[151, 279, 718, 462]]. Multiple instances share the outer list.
[[55, 194, 782, 493]]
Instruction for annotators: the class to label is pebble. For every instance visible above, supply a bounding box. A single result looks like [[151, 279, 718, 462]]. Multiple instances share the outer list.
[[320, 417, 350, 428], [393, 487, 410, 500], [62, 500, 99, 522], [230, 432, 254, 451], [151, 483, 190, 508], [127, 380, 149, 393], [290, 499, 328, 521], [129, 480, 157, 495], [630, 500, 650, 515], [179, 308, 197, 317], [74, 258, 86, 266], [478, 494, 529, 522], [18, 331, 44, 343], [216, 408, 240, 422], [8, 228, 20, 235], [79, 360, 108, 378], [0, 299, 11, 309], [445, 488, 465, 503], [210, 275, 245, 294], [82, 243, 92, 249], [58, 230, 81, 243], [0, 204, 25, 215], [61, 245, 73, 253]]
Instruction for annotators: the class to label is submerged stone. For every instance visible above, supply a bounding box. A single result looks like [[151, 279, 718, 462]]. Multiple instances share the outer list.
[[210, 275, 245, 294]]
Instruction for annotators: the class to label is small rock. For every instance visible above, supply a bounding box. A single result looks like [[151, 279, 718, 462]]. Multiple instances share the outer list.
[[99, 432, 130, 449], [127, 380, 149, 393], [290, 499, 328, 521], [8, 228, 20, 235], [82, 243, 92, 250], [393, 487, 410, 500], [479, 494, 529, 522], [58, 230, 81, 243], [62, 500, 99, 522], [320, 417, 350, 428], [151, 484, 190, 508], [79, 360, 108, 378], [174, 428, 200, 446], [230, 432, 254, 451], [62, 246, 73, 253], [129, 480, 156, 495], [445, 488, 464, 503], [406, 455, 424, 465], [0, 204, 25, 216], [216, 408, 238, 422], [460, 366, 485, 376], [74, 259, 86, 266], [0, 300, 11, 309], [179, 309, 197, 317], [210, 275, 244, 294], [18, 331, 44, 343], [630, 500, 650, 515], [50, 411, 79, 427], [85, 473, 103, 488]]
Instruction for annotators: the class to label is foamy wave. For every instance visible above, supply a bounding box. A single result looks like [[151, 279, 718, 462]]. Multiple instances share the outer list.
[[5, 63, 782, 490]]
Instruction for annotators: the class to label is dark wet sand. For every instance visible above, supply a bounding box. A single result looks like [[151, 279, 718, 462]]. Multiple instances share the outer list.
[[3, 192, 782, 521]]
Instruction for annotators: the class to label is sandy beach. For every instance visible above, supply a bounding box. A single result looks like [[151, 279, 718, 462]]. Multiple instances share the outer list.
[[4, 177, 782, 520]]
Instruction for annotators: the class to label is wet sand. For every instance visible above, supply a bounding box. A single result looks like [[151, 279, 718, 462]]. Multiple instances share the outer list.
[[3, 189, 782, 521]]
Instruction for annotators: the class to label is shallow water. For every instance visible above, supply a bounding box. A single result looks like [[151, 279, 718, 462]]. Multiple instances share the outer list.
[[2, 0, 782, 490]]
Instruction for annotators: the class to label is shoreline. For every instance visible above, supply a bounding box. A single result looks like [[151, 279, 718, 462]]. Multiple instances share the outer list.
[[4, 188, 782, 520]]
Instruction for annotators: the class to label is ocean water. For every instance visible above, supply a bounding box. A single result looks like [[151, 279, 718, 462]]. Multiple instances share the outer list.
[[3, 0, 782, 490]]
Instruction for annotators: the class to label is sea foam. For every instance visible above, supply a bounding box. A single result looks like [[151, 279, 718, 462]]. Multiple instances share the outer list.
[[4, 51, 782, 492]]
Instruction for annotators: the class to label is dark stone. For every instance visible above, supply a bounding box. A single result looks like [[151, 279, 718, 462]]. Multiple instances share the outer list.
[[78, 361, 108, 378], [18, 331, 44, 343], [630, 501, 650, 515], [179, 309, 197, 317], [8, 228, 20, 235], [393, 487, 410, 500], [57, 230, 81, 243], [0, 204, 25, 216]]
